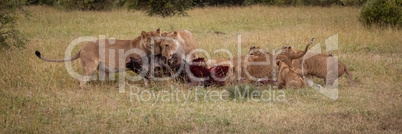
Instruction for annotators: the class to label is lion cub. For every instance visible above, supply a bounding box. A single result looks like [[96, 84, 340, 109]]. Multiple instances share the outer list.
[[280, 40, 354, 86], [276, 59, 306, 89], [246, 46, 274, 81]]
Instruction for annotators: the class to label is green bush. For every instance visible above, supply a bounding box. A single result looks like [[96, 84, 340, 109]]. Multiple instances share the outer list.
[[244, 0, 345, 6], [301, 0, 341, 6], [0, 0, 28, 49], [360, 0, 402, 27], [26, 0, 55, 5], [113, 0, 147, 10], [121, 0, 192, 17], [27, 0, 375, 12], [146, 0, 193, 17], [340, 0, 367, 6], [193, 0, 245, 7], [57, 0, 114, 11]]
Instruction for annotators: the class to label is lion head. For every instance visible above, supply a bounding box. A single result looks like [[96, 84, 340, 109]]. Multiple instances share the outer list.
[[281, 46, 298, 54], [275, 59, 289, 71], [160, 31, 181, 59], [247, 46, 272, 62], [140, 28, 162, 55], [276, 38, 314, 68]]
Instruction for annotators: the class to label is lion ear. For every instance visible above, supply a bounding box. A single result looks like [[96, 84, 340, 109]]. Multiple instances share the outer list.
[[250, 46, 255, 50], [276, 60, 280, 66], [141, 31, 147, 38], [173, 31, 178, 38], [156, 28, 161, 34]]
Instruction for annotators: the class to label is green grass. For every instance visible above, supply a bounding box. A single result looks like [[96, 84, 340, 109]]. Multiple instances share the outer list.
[[1, 5, 401, 133]]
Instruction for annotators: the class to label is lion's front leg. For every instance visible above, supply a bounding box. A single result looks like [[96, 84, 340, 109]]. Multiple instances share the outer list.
[[277, 79, 285, 89]]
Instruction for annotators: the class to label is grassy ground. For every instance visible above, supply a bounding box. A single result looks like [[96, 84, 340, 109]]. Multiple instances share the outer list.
[[1, 6, 401, 133]]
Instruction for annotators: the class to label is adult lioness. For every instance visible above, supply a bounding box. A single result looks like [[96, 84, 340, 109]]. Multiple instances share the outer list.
[[280, 43, 354, 86], [160, 30, 197, 61], [276, 59, 306, 89], [35, 28, 162, 87]]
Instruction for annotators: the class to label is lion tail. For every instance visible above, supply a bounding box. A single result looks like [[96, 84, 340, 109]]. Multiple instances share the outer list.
[[344, 66, 354, 85], [35, 50, 80, 62], [289, 38, 314, 59]]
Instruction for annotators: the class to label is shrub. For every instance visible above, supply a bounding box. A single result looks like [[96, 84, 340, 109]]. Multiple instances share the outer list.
[[56, 0, 114, 11], [113, 0, 147, 9], [244, 0, 344, 6], [340, 0, 367, 6], [0, 0, 28, 49], [26, 0, 55, 5], [146, 0, 193, 17], [360, 0, 402, 27], [193, 0, 245, 6]]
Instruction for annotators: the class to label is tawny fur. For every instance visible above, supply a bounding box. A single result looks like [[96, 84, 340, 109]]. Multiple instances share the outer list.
[[202, 56, 247, 84], [276, 60, 306, 89], [35, 29, 162, 87], [281, 44, 354, 86], [229, 56, 248, 83], [276, 38, 314, 69], [245, 47, 275, 82], [245, 42, 310, 85], [160, 30, 197, 61]]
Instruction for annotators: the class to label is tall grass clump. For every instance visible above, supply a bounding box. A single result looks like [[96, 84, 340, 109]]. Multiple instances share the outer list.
[[226, 84, 263, 99]]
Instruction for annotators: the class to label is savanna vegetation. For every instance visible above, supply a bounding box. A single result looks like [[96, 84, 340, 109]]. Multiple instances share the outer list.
[[0, 4, 401, 133], [0, 0, 28, 49]]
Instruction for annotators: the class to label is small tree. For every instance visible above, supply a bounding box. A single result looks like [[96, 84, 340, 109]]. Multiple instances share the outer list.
[[0, 0, 28, 49]]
